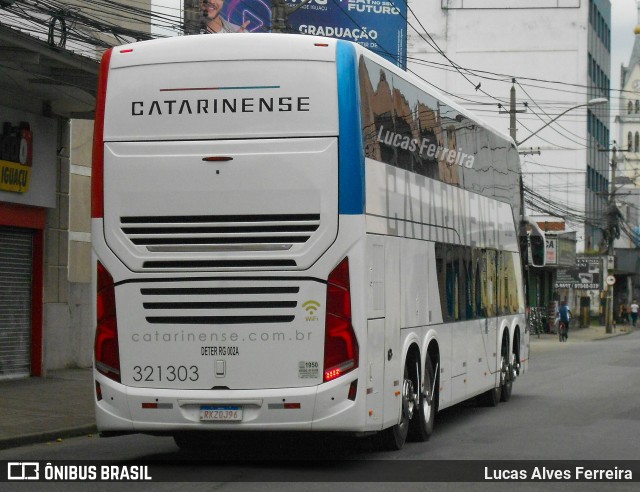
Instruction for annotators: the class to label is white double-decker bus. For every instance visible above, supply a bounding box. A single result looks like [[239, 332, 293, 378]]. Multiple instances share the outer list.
[[92, 33, 530, 450]]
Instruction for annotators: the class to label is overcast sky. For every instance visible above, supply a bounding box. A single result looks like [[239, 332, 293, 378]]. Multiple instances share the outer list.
[[612, 0, 639, 92]]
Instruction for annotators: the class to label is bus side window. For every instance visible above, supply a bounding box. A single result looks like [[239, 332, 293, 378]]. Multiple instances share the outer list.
[[446, 248, 457, 321], [483, 249, 497, 318], [462, 247, 472, 320], [498, 251, 507, 316], [435, 243, 451, 322], [474, 249, 482, 318]]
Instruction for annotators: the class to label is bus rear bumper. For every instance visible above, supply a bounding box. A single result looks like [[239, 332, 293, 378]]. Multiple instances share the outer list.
[[94, 371, 366, 433]]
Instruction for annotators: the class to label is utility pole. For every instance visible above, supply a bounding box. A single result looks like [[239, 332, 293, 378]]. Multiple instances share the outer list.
[[501, 81, 535, 312], [509, 83, 518, 142], [499, 79, 528, 142], [608, 143, 617, 255], [500, 79, 533, 231], [605, 143, 618, 334], [499, 81, 528, 222], [505, 87, 609, 331]]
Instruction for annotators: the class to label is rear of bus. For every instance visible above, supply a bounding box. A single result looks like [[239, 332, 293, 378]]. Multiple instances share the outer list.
[[92, 34, 365, 436]]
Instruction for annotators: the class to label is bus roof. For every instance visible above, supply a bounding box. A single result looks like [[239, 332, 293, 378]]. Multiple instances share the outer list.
[[108, 33, 516, 149], [109, 33, 339, 69]]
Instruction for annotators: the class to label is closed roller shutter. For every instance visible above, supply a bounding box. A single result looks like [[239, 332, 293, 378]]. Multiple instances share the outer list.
[[0, 227, 33, 379]]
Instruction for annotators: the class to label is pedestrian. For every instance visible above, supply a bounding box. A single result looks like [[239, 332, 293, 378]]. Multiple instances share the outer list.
[[618, 302, 627, 325], [630, 300, 639, 327], [558, 300, 571, 342]]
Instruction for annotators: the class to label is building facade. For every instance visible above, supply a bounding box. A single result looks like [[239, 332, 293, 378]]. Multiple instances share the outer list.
[[613, 2, 640, 305], [1, 1, 621, 377], [0, 25, 97, 379], [407, 0, 611, 254], [0, 0, 152, 379], [616, 2, 640, 248]]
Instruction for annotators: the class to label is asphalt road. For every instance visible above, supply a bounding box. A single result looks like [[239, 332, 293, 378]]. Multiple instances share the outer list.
[[2, 331, 639, 489]]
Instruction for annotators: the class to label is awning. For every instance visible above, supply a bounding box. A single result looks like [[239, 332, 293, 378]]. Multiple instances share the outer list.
[[0, 22, 99, 119]]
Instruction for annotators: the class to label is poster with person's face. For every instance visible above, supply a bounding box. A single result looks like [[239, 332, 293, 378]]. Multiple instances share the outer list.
[[184, 0, 407, 68]]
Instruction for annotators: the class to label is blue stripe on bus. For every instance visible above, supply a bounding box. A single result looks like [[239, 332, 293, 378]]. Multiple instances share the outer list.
[[336, 41, 365, 215]]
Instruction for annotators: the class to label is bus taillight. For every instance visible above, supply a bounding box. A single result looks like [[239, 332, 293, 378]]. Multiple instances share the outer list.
[[324, 258, 359, 382], [91, 48, 112, 219], [95, 261, 120, 382]]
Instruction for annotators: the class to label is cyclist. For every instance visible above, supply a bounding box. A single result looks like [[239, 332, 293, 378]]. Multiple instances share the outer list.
[[558, 300, 571, 342]]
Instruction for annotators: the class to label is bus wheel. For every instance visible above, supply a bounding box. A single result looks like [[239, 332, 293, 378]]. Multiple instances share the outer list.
[[380, 364, 415, 450], [499, 350, 513, 402], [409, 354, 437, 442], [480, 384, 501, 407]]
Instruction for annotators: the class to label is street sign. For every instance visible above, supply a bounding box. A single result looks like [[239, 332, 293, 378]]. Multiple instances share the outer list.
[[606, 275, 616, 286], [545, 238, 557, 265]]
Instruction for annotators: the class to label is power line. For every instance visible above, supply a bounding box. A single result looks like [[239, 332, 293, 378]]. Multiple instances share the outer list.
[[3, 0, 620, 114]]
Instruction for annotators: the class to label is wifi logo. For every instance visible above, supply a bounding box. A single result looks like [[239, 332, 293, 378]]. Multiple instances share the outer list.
[[302, 300, 321, 321]]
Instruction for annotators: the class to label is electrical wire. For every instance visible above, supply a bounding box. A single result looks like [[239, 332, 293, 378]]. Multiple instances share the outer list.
[[2, 0, 633, 240], [1, 0, 623, 112]]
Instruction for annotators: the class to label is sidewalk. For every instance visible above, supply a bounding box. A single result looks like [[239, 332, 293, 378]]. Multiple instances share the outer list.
[[529, 322, 634, 347], [0, 324, 634, 451], [0, 368, 96, 450]]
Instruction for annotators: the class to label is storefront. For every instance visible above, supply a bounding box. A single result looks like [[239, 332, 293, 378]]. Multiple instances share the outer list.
[[0, 109, 57, 379], [611, 249, 640, 324], [535, 230, 578, 332], [0, 22, 98, 378]]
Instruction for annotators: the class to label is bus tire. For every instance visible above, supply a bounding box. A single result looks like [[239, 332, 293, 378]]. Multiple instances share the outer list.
[[499, 349, 513, 402], [379, 364, 413, 450], [481, 385, 501, 407], [409, 353, 437, 442]]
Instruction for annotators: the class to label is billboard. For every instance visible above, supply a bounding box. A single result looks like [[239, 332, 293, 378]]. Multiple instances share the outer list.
[[555, 256, 601, 290], [184, 0, 408, 68]]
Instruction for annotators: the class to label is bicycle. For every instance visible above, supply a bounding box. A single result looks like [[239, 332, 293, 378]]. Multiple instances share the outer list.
[[558, 320, 568, 342]]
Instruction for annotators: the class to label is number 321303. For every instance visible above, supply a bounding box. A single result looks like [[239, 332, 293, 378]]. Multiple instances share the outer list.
[[132, 365, 199, 382]]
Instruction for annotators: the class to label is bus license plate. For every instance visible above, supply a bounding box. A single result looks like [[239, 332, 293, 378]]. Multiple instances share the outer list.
[[200, 405, 243, 422]]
